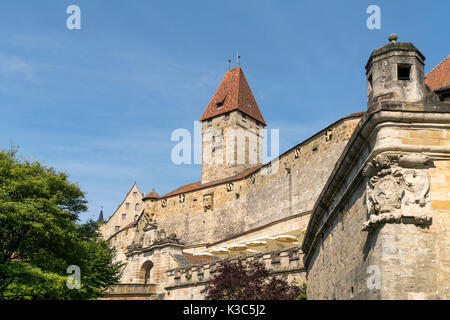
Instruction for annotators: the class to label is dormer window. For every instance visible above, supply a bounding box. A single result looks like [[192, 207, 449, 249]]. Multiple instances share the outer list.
[[216, 96, 226, 110], [398, 64, 411, 80]]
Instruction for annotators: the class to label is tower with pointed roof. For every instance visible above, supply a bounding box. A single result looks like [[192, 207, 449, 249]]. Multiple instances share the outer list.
[[200, 66, 266, 183], [96, 206, 105, 224]]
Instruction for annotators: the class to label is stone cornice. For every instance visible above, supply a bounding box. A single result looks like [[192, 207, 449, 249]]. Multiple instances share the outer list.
[[301, 100, 450, 266]]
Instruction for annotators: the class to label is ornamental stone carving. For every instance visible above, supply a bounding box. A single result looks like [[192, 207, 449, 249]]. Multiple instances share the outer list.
[[362, 153, 432, 231]]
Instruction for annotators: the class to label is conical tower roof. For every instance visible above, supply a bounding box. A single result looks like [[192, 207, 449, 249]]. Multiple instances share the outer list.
[[200, 66, 266, 126]]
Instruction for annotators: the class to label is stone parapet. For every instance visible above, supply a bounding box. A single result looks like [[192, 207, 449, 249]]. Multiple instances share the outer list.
[[164, 247, 304, 291]]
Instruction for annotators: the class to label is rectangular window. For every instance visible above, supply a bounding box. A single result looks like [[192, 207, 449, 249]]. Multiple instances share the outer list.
[[115, 226, 120, 232], [397, 64, 411, 80], [126, 203, 130, 209], [133, 192, 137, 197], [122, 214, 126, 220]]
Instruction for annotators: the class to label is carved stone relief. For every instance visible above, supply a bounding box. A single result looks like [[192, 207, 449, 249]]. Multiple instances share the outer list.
[[127, 211, 183, 253], [362, 153, 432, 231]]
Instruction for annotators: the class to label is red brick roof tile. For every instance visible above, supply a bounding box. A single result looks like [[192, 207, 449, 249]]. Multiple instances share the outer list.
[[143, 189, 160, 200], [123, 221, 137, 229], [160, 164, 263, 199], [183, 253, 214, 264], [200, 66, 266, 125], [425, 55, 450, 91]]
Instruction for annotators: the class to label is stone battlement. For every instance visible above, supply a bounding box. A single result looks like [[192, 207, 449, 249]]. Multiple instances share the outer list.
[[164, 247, 305, 290]]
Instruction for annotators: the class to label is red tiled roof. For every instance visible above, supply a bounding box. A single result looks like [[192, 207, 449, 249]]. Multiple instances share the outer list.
[[160, 164, 264, 198], [425, 55, 450, 91], [123, 221, 137, 229], [143, 189, 160, 200], [183, 253, 214, 265], [200, 66, 266, 125]]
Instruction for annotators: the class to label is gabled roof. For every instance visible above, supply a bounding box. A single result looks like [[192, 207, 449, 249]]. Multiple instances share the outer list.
[[199, 66, 266, 125], [425, 55, 450, 91], [105, 183, 142, 222]]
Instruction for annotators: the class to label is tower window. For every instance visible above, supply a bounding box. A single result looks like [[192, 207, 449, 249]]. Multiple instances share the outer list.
[[216, 97, 226, 109], [397, 64, 411, 80], [368, 73, 373, 90]]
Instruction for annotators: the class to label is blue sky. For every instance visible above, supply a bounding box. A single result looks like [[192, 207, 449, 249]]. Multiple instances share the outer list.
[[1, 1, 449, 222]]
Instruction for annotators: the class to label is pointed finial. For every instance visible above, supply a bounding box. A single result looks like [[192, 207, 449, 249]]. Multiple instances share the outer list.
[[388, 33, 398, 43], [236, 52, 240, 66], [228, 59, 231, 70]]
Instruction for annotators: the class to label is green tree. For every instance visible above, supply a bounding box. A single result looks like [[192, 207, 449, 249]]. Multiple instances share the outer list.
[[0, 147, 123, 299]]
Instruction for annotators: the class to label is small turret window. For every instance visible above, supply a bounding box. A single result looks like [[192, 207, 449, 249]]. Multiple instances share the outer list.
[[398, 64, 411, 80]]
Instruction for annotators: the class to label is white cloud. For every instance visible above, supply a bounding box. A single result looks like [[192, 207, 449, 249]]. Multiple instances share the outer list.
[[0, 55, 37, 82]]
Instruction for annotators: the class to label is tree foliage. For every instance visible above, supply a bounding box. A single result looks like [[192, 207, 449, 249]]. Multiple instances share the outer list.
[[201, 259, 306, 300], [0, 147, 123, 299]]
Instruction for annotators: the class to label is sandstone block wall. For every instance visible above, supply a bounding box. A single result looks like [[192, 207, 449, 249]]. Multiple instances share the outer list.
[[201, 111, 264, 184], [304, 104, 450, 300], [141, 116, 361, 247]]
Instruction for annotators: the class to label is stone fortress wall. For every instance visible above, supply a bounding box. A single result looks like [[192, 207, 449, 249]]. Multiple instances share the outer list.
[[302, 37, 450, 300], [163, 247, 305, 300], [101, 36, 449, 300], [137, 115, 361, 248], [116, 113, 361, 295]]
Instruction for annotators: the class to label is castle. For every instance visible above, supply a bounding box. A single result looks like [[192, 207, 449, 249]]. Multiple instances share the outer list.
[[99, 35, 450, 300]]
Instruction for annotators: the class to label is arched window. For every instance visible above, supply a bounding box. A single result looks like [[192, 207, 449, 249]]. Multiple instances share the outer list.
[[140, 260, 153, 284]]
